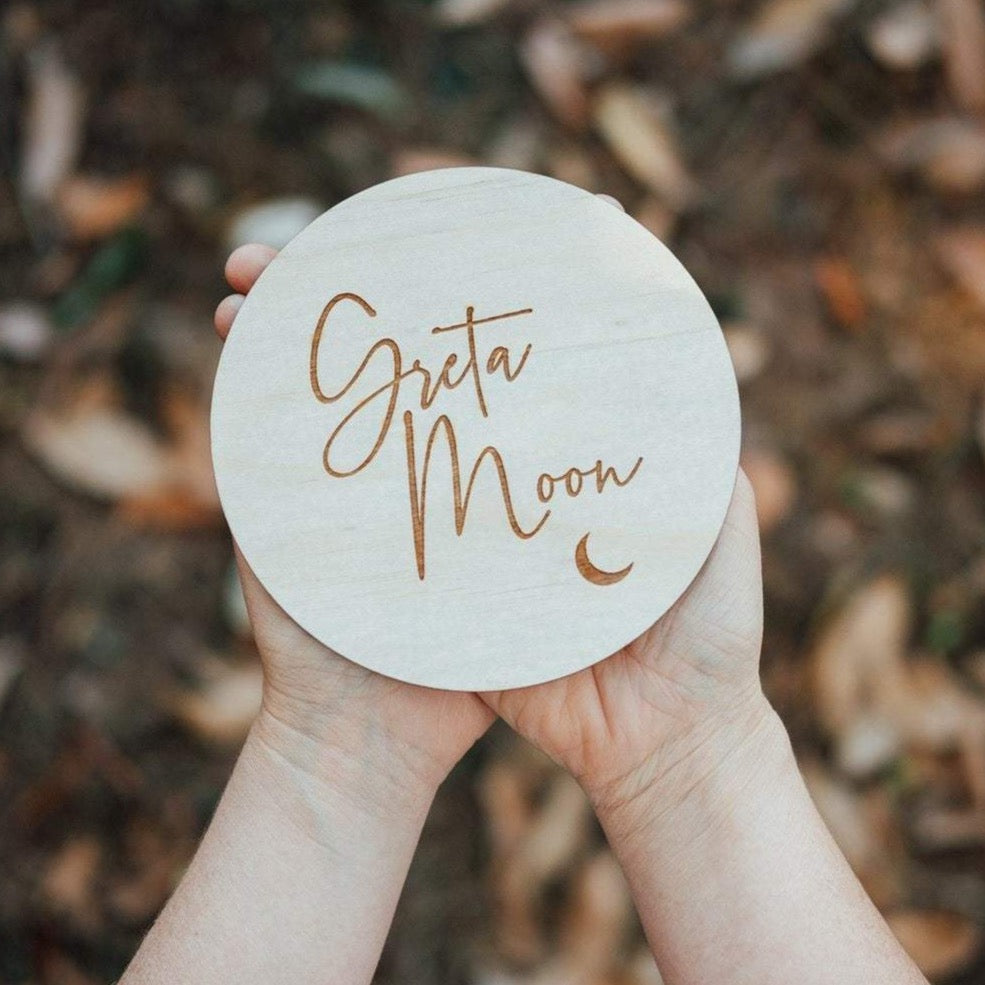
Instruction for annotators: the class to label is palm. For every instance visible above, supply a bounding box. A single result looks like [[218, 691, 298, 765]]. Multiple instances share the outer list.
[[216, 246, 492, 785], [480, 472, 764, 791]]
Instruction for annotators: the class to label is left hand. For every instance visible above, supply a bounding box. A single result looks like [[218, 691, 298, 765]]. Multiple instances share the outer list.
[[216, 246, 493, 809]]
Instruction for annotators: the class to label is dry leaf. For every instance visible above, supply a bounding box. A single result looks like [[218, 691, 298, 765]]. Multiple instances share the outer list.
[[633, 196, 677, 241], [433, 0, 517, 27], [814, 256, 867, 328], [880, 118, 985, 194], [801, 760, 904, 906], [886, 909, 980, 978], [169, 657, 263, 744], [519, 19, 592, 129], [935, 228, 985, 311], [24, 405, 172, 499], [226, 197, 323, 251], [20, 42, 85, 204], [811, 574, 911, 769], [0, 301, 53, 361], [858, 408, 945, 456], [912, 803, 985, 849], [724, 323, 771, 383], [567, 0, 689, 57], [937, 0, 985, 112], [557, 852, 633, 974], [728, 0, 857, 78], [391, 147, 475, 176], [866, 1, 938, 70], [56, 173, 151, 240], [43, 837, 101, 915], [741, 447, 797, 533], [593, 84, 694, 208]]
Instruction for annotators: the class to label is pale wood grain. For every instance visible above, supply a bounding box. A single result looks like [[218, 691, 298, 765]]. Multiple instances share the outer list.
[[210, 167, 740, 690]]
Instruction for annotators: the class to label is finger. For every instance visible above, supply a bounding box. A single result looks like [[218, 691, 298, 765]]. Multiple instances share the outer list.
[[214, 293, 244, 340], [596, 193, 625, 212], [225, 243, 278, 294]]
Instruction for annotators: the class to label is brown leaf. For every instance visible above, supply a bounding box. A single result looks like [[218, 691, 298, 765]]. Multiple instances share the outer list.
[[169, 657, 263, 744], [433, 0, 517, 27], [20, 42, 85, 204], [866, 0, 939, 70], [723, 322, 771, 383], [741, 447, 797, 533], [801, 760, 904, 907], [556, 852, 633, 975], [937, 0, 985, 112], [56, 173, 151, 241], [226, 197, 323, 252], [42, 837, 101, 916], [592, 84, 694, 208], [24, 405, 172, 500], [567, 0, 689, 58], [879, 118, 985, 194], [391, 147, 475, 176], [814, 256, 867, 328], [885, 909, 980, 978], [728, 0, 857, 78], [811, 574, 911, 770], [935, 228, 985, 311], [0, 301, 53, 361], [519, 19, 593, 129]]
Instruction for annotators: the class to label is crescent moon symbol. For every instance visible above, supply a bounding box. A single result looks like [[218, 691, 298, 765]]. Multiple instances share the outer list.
[[574, 533, 634, 586]]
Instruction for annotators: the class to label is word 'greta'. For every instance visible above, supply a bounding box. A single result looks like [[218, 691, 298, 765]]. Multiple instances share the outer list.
[[308, 292, 643, 584]]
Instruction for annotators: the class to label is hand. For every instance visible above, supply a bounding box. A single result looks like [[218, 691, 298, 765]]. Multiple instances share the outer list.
[[480, 470, 772, 813], [215, 246, 494, 807]]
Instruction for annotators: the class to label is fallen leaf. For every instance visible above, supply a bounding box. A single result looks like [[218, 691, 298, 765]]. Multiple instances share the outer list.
[[226, 197, 324, 252], [556, 852, 633, 975], [294, 61, 410, 120], [912, 803, 985, 849], [937, 0, 985, 112], [391, 147, 475, 176], [935, 228, 985, 311], [814, 256, 867, 328], [24, 404, 172, 500], [625, 949, 665, 985], [56, 173, 151, 241], [886, 909, 980, 978], [879, 118, 985, 194], [0, 301, 53, 361], [633, 195, 677, 241], [728, 0, 857, 78], [811, 574, 911, 768], [724, 322, 771, 382], [433, 0, 518, 27], [866, 1, 938, 70], [741, 446, 797, 533], [20, 42, 85, 204], [592, 84, 694, 208], [567, 0, 689, 57], [0, 638, 23, 715], [857, 408, 946, 456], [519, 18, 592, 129], [801, 760, 904, 906], [43, 837, 101, 916], [224, 563, 253, 639], [169, 657, 263, 744]]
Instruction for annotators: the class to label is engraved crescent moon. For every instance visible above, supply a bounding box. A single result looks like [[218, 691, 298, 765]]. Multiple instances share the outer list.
[[574, 533, 634, 586]]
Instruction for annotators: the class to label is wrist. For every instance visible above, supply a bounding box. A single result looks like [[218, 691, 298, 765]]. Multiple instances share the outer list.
[[587, 692, 792, 848], [250, 700, 439, 826]]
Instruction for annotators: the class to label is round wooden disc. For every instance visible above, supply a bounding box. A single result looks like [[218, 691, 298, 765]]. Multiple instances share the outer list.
[[211, 168, 740, 690]]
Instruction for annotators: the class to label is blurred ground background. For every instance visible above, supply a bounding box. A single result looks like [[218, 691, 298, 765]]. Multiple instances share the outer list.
[[2, 0, 985, 981]]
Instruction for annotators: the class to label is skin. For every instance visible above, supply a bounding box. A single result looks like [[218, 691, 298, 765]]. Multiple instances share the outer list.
[[121, 210, 928, 985]]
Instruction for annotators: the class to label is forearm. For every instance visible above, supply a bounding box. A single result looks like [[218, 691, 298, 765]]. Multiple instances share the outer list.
[[591, 700, 927, 985], [121, 711, 434, 985]]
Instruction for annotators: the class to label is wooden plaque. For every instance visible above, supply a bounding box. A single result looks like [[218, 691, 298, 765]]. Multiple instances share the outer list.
[[211, 168, 740, 690]]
